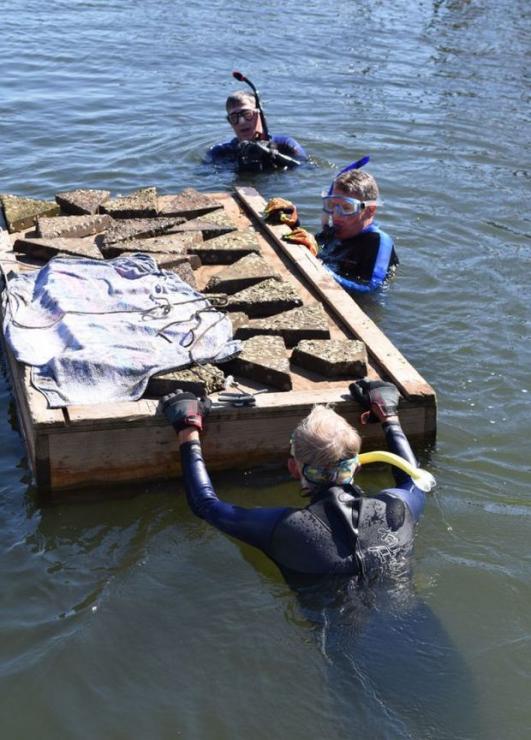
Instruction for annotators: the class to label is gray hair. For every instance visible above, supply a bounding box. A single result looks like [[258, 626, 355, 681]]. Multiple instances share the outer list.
[[291, 405, 361, 468], [225, 90, 256, 113], [334, 169, 379, 200]]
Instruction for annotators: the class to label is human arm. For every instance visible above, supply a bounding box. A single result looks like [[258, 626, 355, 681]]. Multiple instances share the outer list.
[[272, 134, 308, 162], [349, 381, 426, 521], [163, 393, 291, 551]]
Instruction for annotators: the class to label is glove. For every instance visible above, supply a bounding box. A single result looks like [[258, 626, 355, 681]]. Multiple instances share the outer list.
[[349, 380, 400, 424], [263, 197, 299, 228], [162, 392, 211, 432], [237, 140, 300, 172], [282, 227, 318, 256]]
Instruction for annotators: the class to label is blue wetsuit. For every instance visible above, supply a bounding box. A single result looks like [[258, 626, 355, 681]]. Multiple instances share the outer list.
[[180, 420, 425, 579], [207, 134, 308, 164], [317, 224, 399, 293]]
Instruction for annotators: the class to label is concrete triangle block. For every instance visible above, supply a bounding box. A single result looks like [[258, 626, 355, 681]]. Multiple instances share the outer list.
[[291, 338, 368, 378], [37, 214, 112, 239], [157, 189, 224, 219], [1, 194, 60, 233], [226, 278, 303, 317], [205, 253, 280, 294], [234, 303, 331, 347], [13, 236, 104, 260], [55, 189, 111, 215], [187, 228, 260, 264], [224, 335, 292, 390]]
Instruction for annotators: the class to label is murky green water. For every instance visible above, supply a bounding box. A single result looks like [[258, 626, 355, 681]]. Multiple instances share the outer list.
[[1, 0, 530, 737]]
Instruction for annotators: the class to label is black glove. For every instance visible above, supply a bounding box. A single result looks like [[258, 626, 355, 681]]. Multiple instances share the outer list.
[[237, 140, 300, 172], [162, 392, 211, 432], [349, 380, 400, 424]]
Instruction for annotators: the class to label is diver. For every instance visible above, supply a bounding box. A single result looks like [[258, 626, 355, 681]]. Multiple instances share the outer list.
[[207, 71, 308, 172], [162, 380, 427, 581], [266, 163, 398, 293]]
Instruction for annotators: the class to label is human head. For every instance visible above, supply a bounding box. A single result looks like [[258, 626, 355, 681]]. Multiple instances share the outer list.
[[225, 90, 263, 142], [288, 405, 361, 490], [327, 170, 380, 239]]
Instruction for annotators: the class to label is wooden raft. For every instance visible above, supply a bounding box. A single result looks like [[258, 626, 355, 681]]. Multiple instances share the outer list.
[[0, 187, 436, 493]]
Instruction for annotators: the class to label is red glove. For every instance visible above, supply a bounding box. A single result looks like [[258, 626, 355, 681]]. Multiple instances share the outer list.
[[263, 197, 299, 228], [282, 228, 318, 256]]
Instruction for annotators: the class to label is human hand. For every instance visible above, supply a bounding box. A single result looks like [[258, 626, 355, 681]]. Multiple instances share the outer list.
[[161, 392, 211, 432], [282, 227, 318, 256], [349, 380, 400, 423], [263, 197, 299, 227]]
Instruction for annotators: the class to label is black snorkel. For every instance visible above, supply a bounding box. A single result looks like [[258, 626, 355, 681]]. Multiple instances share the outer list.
[[232, 70, 271, 141]]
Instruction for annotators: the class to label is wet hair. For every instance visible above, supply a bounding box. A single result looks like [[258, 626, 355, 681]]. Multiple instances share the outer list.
[[291, 405, 361, 469], [225, 90, 257, 113], [334, 170, 379, 200]]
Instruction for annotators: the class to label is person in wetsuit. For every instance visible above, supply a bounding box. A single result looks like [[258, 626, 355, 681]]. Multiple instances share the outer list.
[[207, 90, 308, 171], [316, 169, 398, 293], [162, 381, 426, 581]]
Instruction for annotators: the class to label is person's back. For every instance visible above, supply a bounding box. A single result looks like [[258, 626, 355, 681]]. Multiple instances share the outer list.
[[165, 381, 426, 582]]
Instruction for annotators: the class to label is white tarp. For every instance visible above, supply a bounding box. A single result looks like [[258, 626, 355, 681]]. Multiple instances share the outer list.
[[2, 252, 240, 407]]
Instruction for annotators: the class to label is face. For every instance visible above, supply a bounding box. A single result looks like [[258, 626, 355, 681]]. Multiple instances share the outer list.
[[329, 186, 376, 240], [227, 104, 263, 142]]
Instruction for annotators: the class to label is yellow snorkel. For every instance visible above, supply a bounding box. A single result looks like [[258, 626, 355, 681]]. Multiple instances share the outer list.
[[358, 451, 436, 493]]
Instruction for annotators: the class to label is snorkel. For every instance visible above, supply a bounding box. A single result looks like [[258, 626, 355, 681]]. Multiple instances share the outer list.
[[232, 70, 271, 141], [358, 451, 436, 493]]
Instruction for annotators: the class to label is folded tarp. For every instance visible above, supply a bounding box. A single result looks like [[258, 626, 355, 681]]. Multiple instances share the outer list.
[[2, 252, 240, 407]]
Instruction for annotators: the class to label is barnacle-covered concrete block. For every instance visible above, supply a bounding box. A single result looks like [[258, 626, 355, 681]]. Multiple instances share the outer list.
[[101, 187, 159, 219], [234, 303, 330, 347], [158, 189, 223, 219], [37, 214, 112, 239], [187, 228, 261, 264], [147, 364, 226, 397], [55, 189, 111, 215], [1, 194, 60, 233], [225, 278, 303, 318], [223, 335, 292, 391], [205, 253, 279, 294], [13, 236, 104, 261], [290, 338, 368, 378]]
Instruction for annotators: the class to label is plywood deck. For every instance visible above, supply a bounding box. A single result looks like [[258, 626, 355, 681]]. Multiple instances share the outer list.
[[0, 188, 436, 493]]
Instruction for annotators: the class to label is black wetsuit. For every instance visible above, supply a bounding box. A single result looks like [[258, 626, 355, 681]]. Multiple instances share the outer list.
[[180, 420, 425, 579]]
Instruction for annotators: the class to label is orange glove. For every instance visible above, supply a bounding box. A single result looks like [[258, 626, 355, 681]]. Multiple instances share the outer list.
[[282, 227, 319, 256], [263, 197, 299, 228]]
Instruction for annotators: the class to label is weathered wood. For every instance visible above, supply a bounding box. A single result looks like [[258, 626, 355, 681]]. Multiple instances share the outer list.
[[234, 186, 434, 401]]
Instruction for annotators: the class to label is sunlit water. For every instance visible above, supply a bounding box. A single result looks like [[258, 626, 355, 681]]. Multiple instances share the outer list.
[[1, 0, 530, 738]]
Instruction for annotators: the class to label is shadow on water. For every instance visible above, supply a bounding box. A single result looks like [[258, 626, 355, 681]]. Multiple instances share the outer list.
[[238, 540, 480, 740]]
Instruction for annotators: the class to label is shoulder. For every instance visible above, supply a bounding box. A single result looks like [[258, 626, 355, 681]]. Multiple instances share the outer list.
[[207, 137, 239, 159], [271, 134, 308, 160]]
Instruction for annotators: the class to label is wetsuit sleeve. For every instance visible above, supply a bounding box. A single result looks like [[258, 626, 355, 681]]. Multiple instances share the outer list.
[[180, 440, 291, 551], [272, 135, 308, 161], [375, 420, 425, 522], [205, 139, 238, 161]]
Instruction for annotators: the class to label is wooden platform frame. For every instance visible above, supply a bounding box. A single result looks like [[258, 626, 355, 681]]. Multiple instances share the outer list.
[[0, 188, 436, 493]]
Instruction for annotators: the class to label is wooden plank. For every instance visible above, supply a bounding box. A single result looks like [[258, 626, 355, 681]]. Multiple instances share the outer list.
[[234, 186, 434, 401]]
